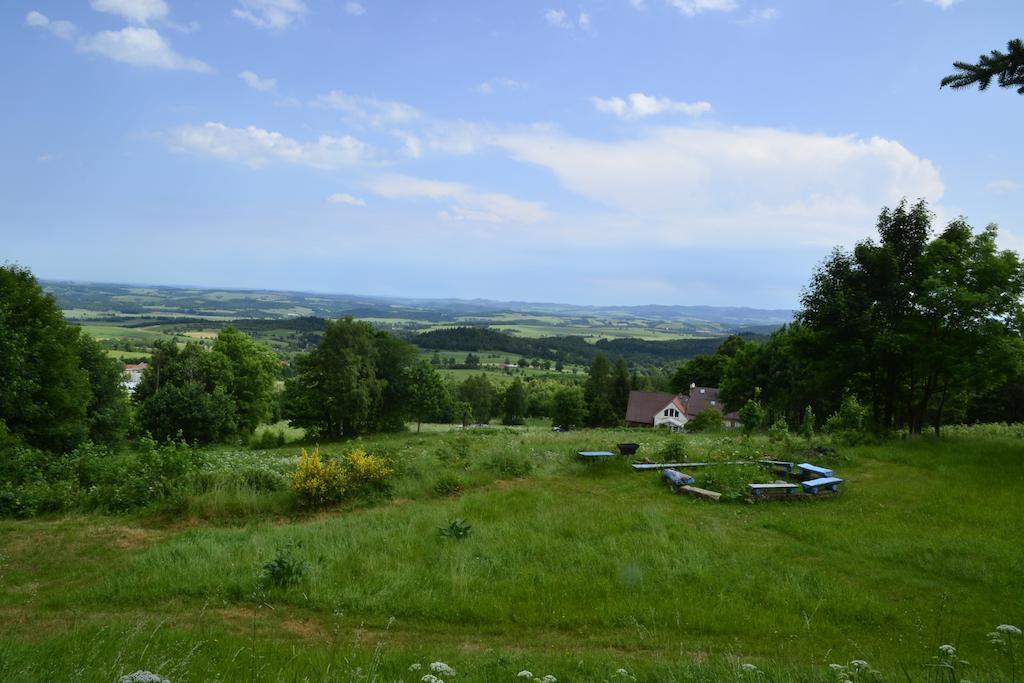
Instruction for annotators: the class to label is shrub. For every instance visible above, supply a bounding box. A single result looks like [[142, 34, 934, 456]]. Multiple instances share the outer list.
[[686, 407, 725, 433], [344, 447, 394, 495], [489, 451, 534, 477], [738, 399, 766, 435], [291, 447, 347, 508], [768, 417, 790, 444], [432, 473, 465, 497], [826, 395, 868, 434], [258, 543, 311, 589], [659, 437, 687, 462]]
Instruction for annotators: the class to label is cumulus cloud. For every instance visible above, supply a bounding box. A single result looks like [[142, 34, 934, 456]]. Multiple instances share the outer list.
[[314, 90, 421, 125], [476, 77, 527, 95], [238, 70, 276, 92], [592, 93, 712, 119], [79, 27, 210, 71], [328, 193, 367, 206], [668, 0, 738, 16], [233, 0, 306, 29], [479, 125, 944, 247], [25, 11, 77, 40], [544, 8, 591, 30], [345, 2, 365, 16], [924, 0, 959, 8], [369, 175, 550, 224], [90, 0, 169, 24], [170, 122, 371, 169]]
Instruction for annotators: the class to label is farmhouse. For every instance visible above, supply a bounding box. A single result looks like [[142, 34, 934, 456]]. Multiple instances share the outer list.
[[122, 362, 148, 393], [625, 385, 741, 430]]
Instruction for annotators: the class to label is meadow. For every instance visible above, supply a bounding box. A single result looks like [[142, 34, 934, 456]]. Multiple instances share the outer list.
[[1, 426, 1022, 681]]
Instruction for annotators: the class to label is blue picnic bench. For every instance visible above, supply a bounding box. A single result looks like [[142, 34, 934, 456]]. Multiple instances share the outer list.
[[795, 463, 833, 479], [748, 482, 799, 498], [801, 476, 843, 495], [662, 468, 695, 488], [577, 451, 616, 460]]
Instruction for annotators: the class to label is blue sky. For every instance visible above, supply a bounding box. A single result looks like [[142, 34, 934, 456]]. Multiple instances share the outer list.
[[1, 0, 1021, 308]]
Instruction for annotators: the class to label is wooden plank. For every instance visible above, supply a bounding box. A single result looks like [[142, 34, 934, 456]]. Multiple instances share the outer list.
[[796, 463, 833, 478], [678, 485, 722, 501], [577, 451, 615, 458], [631, 462, 688, 471]]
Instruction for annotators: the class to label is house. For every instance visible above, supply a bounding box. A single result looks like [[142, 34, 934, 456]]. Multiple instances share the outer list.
[[122, 362, 148, 393], [625, 385, 741, 430]]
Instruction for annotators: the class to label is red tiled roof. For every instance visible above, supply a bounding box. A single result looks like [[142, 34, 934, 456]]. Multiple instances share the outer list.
[[625, 390, 679, 425]]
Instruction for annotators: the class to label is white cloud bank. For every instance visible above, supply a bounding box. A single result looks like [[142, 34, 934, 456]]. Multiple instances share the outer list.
[[233, 0, 306, 29], [171, 122, 370, 169], [345, 2, 365, 16], [328, 193, 367, 206], [668, 0, 738, 16], [370, 175, 550, 224], [924, 0, 959, 8], [90, 0, 169, 24], [79, 27, 210, 71], [592, 93, 712, 119], [477, 125, 944, 247], [315, 90, 421, 125]]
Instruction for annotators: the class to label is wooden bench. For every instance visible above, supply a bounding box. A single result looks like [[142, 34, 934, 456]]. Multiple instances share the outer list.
[[748, 482, 799, 498], [801, 476, 843, 495], [662, 468, 695, 488], [795, 463, 834, 479], [678, 485, 722, 501], [760, 459, 795, 474], [577, 451, 616, 459]]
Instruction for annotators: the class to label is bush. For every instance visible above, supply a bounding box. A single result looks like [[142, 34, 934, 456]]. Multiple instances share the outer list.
[[826, 395, 868, 434], [686, 407, 725, 433], [344, 447, 394, 495], [432, 473, 465, 497], [659, 437, 687, 462], [489, 451, 534, 477], [291, 447, 347, 508], [768, 417, 790, 444]]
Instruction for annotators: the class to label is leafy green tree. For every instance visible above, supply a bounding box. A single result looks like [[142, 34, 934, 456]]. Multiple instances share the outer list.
[[370, 330, 419, 432], [941, 39, 1024, 94], [212, 327, 279, 434], [76, 334, 129, 446], [502, 377, 527, 425], [0, 265, 90, 451], [281, 318, 384, 438], [138, 381, 237, 444], [800, 405, 815, 440], [406, 360, 450, 432], [550, 385, 586, 429], [738, 397, 766, 435], [459, 374, 495, 424], [464, 352, 481, 369], [584, 352, 619, 427], [610, 357, 631, 415], [685, 406, 724, 433]]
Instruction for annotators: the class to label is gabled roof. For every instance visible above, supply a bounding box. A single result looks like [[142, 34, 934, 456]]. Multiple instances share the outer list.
[[626, 390, 678, 424]]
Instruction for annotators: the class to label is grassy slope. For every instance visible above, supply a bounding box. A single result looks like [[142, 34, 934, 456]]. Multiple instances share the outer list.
[[0, 431, 1022, 681]]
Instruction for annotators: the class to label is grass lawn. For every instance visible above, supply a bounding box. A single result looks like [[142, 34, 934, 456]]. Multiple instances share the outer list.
[[1, 429, 1022, 681]]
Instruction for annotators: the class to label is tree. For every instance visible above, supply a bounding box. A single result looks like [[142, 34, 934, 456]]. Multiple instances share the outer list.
[[76, 334, 129, 446], [738, 396, 766, 435], [550, 385, 586, 429], [281, 318, 385, 438], [464, 352, 481, 369], [212, 327, 279, 434], [502, 377, 527, 425], [406, 360, 450, 432], [610, 357, 631, 415], [0, 265, 113, 452], [941, 39, 1024, 94], [584, 353, 619, 427], [459, 374, 495, 424], [686, 406, 724, 433]]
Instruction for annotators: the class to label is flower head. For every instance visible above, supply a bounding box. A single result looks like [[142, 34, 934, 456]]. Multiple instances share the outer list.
[[939, 644, 957, 657], [409, 663, 422, 672], [517, 673, 533, 680], [997, 624, 1022, 636], [430, 662, 456, 676], [540, 676, 557, 683]]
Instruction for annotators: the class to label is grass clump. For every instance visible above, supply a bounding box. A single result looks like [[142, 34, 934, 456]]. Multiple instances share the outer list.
[[258, 542, 312, 589]]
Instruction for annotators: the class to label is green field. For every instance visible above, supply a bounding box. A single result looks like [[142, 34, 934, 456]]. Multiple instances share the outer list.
[[1, 427, 1022, 681]]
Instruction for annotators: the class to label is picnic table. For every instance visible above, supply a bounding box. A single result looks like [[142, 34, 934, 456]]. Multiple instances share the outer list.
[[577, 450, 616, 460]]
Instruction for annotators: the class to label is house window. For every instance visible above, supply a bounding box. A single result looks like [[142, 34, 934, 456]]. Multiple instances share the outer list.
[[663, 409, 669, 416]]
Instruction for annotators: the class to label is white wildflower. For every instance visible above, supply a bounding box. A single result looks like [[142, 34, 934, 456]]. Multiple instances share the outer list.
[[421, 675, 440, 683], [939, 644, 957, 657], [430, 661, 456, 676], [517, 672, 533, 680], [997, 624, 1022, 636], [850, 659, 869, 669], [409, 663, 422, 672], [829, 664, 846, 671], [540, 676, 557, 683], [741, 663, 758, 671]]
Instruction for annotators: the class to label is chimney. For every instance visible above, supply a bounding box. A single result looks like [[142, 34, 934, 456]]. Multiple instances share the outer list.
[[690, 382, 696, 389], [700, 388, 705, 394]]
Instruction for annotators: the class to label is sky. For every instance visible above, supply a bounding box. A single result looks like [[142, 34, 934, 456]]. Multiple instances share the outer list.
[[1, 0, 1022, 309]]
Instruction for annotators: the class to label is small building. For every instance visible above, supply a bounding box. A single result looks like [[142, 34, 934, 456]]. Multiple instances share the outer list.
[[625, 385, 741, 430], [122, 362, 148, 393]]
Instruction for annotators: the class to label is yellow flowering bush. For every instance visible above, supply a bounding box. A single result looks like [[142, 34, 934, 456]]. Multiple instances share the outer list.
[[344, 448, 393, 494], [291, 447, 347, 508]]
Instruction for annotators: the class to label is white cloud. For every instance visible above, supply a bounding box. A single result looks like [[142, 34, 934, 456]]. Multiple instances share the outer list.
[[78, 27, 210, 71], [668, 0, 738, 16], [481, 125, 944, 247], [25, 11, 77, 40], [629, 0, 647, 10], [233, 0, 306, 29], [988, 179, 1024, 194], [345, 2, 365, 16], [328, 193, 367, 206], [544, 8, 572, 28], [390, 129, 422, 158], [475, 77, 528, 95], [171, 122, 371, 169], [592, 93, 712, 119], [578, 11, 592, 30], [90, 0, 169, 24], [924, 0, 959, 8], [740, 7, 778, 23], [238, 70, 276, 92], [315, 90, 421, 125], [370, 175, 550, 224]]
